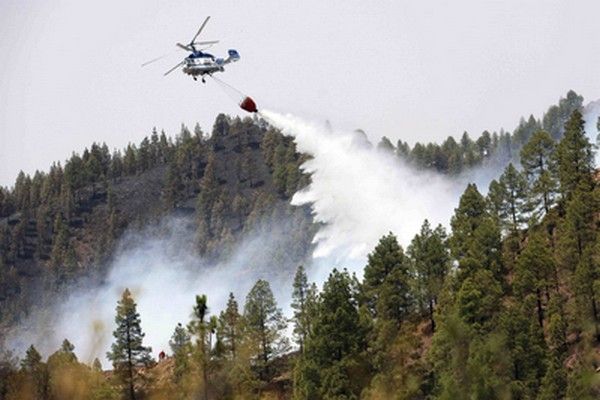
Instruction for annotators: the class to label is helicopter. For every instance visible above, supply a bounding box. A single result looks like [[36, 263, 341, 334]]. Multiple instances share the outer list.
[[143, 16, 240, 83]]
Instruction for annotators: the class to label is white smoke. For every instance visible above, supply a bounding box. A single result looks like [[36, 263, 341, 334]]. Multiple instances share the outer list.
[[260, 110, 494, 281], [7, 216, 303, 364]]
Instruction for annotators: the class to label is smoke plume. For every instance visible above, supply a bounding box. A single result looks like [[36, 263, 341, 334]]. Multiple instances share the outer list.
[[7, 215, 306, 364]]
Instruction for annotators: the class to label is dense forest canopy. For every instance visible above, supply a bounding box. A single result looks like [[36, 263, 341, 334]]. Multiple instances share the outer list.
[[1, 91, 600, 399]]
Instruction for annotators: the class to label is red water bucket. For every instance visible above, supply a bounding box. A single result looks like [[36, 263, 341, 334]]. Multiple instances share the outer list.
[[239, 96, 258, 113]]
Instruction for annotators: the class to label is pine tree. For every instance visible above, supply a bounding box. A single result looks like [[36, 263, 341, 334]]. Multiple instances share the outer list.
[[218, 292, 241, 359], [486, 179, 505, 220], [21, 345, 42, 371], [164, 161, 183, 210], [408, 220, 449, 332], [14, 171, 32, 210], [377, 137, 395, 153], [20, 345, 49, 400], [453, 184, 505, 284], [138, 137, 151, 172], [34, 205, 49, 259], [497, 163, 529, 234], [501, 297, 547, 398], [109, 150, 124, 180], [538, 297, 568, 400], [558, 188, 596, 268], [360, 233, 413, 374], [169, 322, 191, 355], [463, 333, 512, 399], [520, 130, 558, 215], [573, 247, 600, 341], [50, 214, 69, 270], [431, 271, 506, 399], [159, 130, 171, 162], [59, 182, 75, 221], [189, 294, 212, 400], [123, 144, 137, 176], [244, 279, 288, 380], [291, 265, 317, 353], [106, 288, 153, 400], [555, 110, 595, 200], [476, 130, 492, 160], [542, 90, 583, 139], [456, 269, 503, 332], [430, 184, 508, 397], [362, 232, 411, 323], [59, 339, 77, 362], [169, 322, 191, 385], [449, 183, 489, 261], [296, 269, 367, 400], [513, 230, 556, 327]]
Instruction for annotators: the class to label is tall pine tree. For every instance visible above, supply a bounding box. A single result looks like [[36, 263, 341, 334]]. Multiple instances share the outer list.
[[291, 266, 318, 354], [408, 220, 449, 332], [244, 279, 288, 380], [555, 109, 594, 200], [520, 130, 558, 215], [296, 269, 367, 400], [106, 288, 153, 400], [218, 292, 242, 360]]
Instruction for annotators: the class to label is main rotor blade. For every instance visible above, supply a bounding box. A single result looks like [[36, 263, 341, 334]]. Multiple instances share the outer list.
[[164, 61, 185, 76], [193, 40, 219, 46], [190, 16, 210, 44], [141, 54, 169, 67], [177, 43, 193, 51]]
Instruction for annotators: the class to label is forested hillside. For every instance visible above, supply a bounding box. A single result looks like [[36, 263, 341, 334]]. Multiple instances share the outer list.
[[1, 91, 600, 399], [0, 114, 314, 331], [390, 90, 584, 174]]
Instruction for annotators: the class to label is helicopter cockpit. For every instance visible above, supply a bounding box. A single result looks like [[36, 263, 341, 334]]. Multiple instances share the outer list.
[[188, 51, 215, 60]]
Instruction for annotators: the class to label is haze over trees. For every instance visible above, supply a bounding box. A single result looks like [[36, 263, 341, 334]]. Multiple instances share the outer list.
[[1, 90, 600, 398]]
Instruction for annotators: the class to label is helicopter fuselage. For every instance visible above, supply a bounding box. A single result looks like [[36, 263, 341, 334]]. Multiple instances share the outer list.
[[143, 17, 240, 80], [183, 52, 224, 77]]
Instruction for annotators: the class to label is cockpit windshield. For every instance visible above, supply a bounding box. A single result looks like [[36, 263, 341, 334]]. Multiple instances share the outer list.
[[189, 51, 215, 60]]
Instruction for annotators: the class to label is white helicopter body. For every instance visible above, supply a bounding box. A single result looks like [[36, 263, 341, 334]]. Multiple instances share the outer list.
[[144, 16, 240, 83]]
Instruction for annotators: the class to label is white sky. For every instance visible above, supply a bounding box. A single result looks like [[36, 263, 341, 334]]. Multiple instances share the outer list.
[[1, 0, 600, 186]]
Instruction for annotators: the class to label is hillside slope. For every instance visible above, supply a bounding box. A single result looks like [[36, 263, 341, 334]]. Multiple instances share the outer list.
[[0, 114, 315, 333]]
